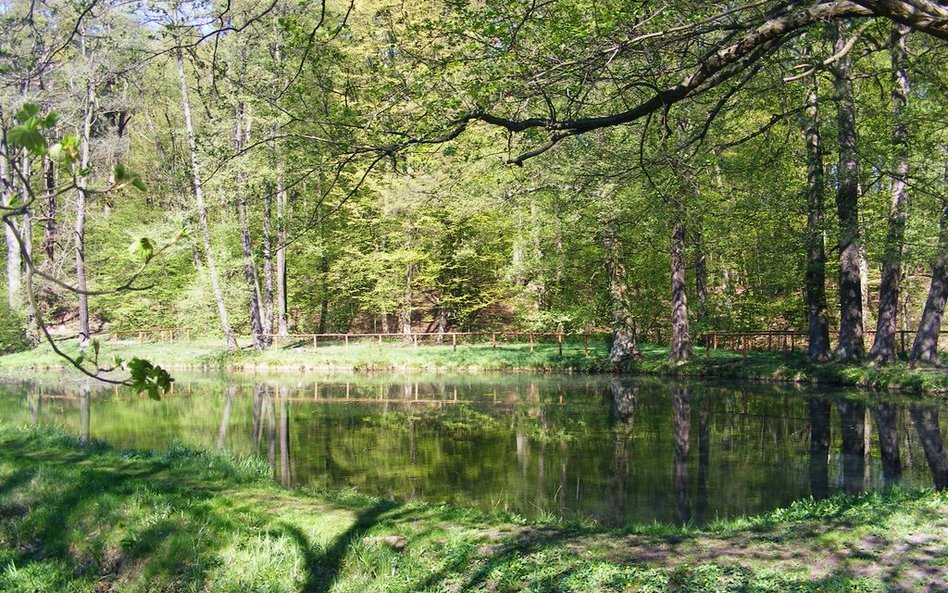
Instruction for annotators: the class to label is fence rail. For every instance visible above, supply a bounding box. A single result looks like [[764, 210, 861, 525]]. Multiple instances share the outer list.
[[699, 329, 948, 356], [105, 328, 612, 357], [103, 327, 948, 358]]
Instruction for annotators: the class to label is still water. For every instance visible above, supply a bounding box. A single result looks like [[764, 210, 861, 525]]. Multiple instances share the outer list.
[[1, 373, 946, 526]]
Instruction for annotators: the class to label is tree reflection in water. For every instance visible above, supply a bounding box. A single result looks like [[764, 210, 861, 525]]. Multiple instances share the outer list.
[[9, 375, 948, 526]]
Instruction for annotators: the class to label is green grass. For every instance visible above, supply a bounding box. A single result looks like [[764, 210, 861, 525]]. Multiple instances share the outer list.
[[0, 424, 946, 592], [2, 337, 946, 394]]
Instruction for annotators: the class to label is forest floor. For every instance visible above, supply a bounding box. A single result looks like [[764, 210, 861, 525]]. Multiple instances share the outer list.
[[0, 425, 945, 593], [2, 338, 946, 394]]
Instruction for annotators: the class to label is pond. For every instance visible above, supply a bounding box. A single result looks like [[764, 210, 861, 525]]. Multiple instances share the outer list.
[[0, 373, 945, 526]]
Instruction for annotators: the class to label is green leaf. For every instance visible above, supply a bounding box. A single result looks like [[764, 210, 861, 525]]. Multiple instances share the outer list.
[[44, 112, 59, 128], [127, 358, 173, 400], [14, 103, 39, 124], [132, 177, 147, 192], [8, 125, 46, 154]]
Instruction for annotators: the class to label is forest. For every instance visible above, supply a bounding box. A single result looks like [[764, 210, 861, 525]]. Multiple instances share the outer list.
[[3, 3, 948, 592], [0, 0, 945, 387]]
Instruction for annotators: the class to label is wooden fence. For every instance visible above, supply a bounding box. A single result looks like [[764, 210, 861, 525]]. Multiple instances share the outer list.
[[107, 328, 612, 357], [699, 329, 947, 356], [106, 327, 947, 358]]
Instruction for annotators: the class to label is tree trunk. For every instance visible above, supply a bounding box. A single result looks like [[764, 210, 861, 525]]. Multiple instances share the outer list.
[[276, 171, 289, 336], [803, 72, 831, 360], [832, 24, 865, 361], [400, 264, 413, 342], [75, 78, 95, 349], [1, 138, 21, 310], [176, 48, 237, 350], [42, 154, 56, 269], [603, 225, 640, 363], [909, 163, 948, 365], [319, 252, 330, 334], [693, 227, 708, 322], [870, 26, 912, 363], [234, 100, 265, 350], [670, 215, 692, 360], [261, 181, 275, 340]]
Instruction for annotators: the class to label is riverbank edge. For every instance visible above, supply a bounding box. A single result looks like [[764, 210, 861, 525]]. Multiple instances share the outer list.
[[2, 340, 946, 395], [1, 424, 945, 592]]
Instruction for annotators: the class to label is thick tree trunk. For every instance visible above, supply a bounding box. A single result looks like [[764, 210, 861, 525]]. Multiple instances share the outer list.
[[75, 79, 95, 349], [909, 164, 948, 365], [833, 24, 865, 361], [603, 226, 641, 363], [870, 24, 912, 364], [176, 49, 238, 350], [234, 103, 265, 350], [670, 215, 692, 360], [803, 74, 831, 360]]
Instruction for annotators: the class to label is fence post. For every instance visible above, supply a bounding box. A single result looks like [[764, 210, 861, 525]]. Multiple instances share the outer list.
[[767, 333, 772, 351], [557, 332, 563, 356], [313, 335, 317, 351], [790, 333, 795, 351], [413, 334, 418, 347], [378, 334, 383, 345], [452, 332, 457, 352], [900, 330, 906, 354], [344, 335, 349, 350], [492, 332, 496, 349], [583, 333, 589, 358], [529, 333, 534, 353]]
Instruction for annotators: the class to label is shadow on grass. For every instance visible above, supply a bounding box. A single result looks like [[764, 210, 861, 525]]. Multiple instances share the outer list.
[[280, 500, 394, 593]]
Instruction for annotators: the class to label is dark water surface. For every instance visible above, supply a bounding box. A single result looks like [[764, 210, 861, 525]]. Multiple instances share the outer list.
[[1, 373, 946, 526]]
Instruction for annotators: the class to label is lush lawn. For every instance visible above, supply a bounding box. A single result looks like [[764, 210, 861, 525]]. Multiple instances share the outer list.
[[0, 424, 946, 592], [2, 337, 946, 394]]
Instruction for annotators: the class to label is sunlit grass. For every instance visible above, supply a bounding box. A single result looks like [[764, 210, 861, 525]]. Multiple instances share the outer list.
[[1, 337, 945, 394]]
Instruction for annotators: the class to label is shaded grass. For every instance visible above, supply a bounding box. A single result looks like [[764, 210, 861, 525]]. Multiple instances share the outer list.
[[1, 337, 946, 394], [1, 424, 947, 592]]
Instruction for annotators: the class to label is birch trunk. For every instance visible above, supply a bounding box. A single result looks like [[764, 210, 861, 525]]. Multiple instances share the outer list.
[[176, 48, 237, 350]]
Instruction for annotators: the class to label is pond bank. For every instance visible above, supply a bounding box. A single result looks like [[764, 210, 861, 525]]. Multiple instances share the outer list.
[[0, 425, 945, 593], [2, 339, 946, 394]]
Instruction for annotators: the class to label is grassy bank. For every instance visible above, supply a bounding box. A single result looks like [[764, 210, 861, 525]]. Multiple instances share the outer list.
[[2, 337, 946, 394], [1, 425, 946, 592]]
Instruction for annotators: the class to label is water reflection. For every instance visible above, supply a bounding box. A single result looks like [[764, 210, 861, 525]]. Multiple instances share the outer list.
[[2, 374, 947, 526]]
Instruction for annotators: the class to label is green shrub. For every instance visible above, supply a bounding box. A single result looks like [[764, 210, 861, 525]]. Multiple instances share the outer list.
[[0, 301, 30, 354]]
